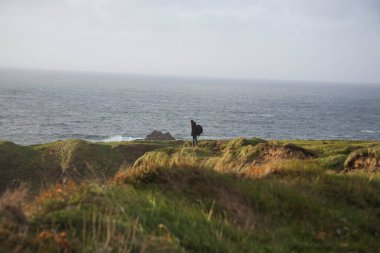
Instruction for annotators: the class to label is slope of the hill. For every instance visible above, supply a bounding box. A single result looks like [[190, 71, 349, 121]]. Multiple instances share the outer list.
[[0, 139, 183, 192], [1, 138, 380, 252]]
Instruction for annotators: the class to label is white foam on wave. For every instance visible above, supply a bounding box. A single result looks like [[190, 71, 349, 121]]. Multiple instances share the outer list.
[[360, 130, 376, 133], [258, 114, 275, 117], [98, 135, 142, 142]]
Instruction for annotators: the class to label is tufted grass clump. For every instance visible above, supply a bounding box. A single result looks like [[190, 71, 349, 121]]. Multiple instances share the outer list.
[[344, 147, 380, 170], [1, 138, 380, 252]]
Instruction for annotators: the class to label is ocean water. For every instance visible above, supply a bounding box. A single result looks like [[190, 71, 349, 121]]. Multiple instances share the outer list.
[[0, 68, 379, 145]]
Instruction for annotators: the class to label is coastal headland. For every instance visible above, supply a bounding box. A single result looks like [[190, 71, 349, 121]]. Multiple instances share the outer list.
[[0, 138, 379, 252]]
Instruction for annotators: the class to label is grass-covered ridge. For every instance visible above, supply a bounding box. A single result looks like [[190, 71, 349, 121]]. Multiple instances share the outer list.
[[0, 139, 183, 192], [132, 138, 379, 176], [1, 138, 380, 252]]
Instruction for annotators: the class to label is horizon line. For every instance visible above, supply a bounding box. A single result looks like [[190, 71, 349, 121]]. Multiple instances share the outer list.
[[0, 65, 379, 87]]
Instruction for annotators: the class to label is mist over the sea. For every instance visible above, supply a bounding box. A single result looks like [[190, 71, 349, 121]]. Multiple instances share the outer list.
[[0, 68, 379, 145]]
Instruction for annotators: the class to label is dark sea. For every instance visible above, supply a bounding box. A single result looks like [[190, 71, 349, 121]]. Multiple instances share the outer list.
[[0, 68, 379, 145]]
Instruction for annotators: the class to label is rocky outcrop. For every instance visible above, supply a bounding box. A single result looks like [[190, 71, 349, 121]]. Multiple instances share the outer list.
[[145, 130, 175, 141]]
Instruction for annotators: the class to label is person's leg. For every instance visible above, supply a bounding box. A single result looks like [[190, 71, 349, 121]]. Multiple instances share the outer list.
[[192, 136, 196, 146], [195, 136, 198, 146]]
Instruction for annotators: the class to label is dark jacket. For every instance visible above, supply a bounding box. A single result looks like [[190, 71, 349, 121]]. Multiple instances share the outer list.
[[191, 120, 197, 137]]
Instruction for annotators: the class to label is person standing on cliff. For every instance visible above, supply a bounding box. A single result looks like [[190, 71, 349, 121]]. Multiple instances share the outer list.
[[191, 120, 202, 146]]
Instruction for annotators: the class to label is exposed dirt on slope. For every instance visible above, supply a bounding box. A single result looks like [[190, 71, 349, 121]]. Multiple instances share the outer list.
[[254, 142, 315, 160], [345, 154, 380, 171], [213, 140, 316, 174], [344, 148, 380, 172]]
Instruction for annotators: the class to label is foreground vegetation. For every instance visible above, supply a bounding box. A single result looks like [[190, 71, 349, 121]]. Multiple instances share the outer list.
[[0, 138, 380, 252]]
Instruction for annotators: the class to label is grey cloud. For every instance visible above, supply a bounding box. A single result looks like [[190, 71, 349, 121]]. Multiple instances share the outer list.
[[0, 0, 379, 83]]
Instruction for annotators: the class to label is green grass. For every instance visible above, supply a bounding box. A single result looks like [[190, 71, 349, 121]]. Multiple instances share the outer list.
[[0, 139, 179, 192], [277, 140, 380, 171], [0, 141, 40, 191], [2, 165, 380, 252], [1, 138, 380, 252]]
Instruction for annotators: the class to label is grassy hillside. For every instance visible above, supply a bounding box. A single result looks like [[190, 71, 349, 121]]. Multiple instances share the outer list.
[[0, 139, 183, 192], [1, 138, 380, 252]]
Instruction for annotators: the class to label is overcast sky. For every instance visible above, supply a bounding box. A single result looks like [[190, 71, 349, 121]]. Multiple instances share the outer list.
[[0, 0, 379, 83]]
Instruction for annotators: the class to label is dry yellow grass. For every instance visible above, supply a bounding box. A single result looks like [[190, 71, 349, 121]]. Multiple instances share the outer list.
[[0, 184, 29, 225]]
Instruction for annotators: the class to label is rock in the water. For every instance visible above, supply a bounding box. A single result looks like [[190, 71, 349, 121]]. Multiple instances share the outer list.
[[145, 130, 175, 141]]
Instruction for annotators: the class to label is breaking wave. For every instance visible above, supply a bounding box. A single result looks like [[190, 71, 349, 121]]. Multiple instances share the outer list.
[[361, 130, 376, 133], [97, 135, 143, 142]]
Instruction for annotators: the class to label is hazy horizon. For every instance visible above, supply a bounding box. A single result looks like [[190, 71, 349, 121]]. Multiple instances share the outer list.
[[2, 66, 380, 87], [1, 0, 380, 84]]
